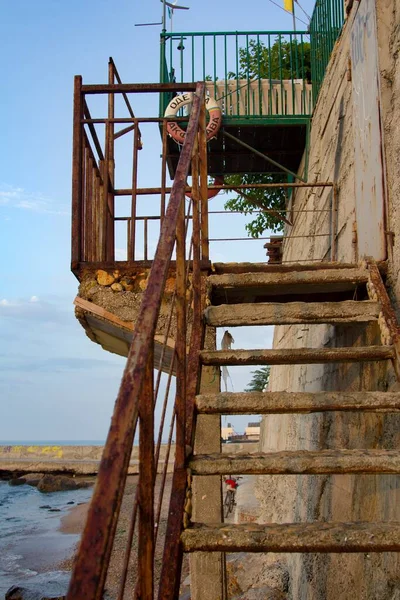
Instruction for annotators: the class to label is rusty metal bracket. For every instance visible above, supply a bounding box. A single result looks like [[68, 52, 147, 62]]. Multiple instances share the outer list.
[[367, 260, 400, 381]]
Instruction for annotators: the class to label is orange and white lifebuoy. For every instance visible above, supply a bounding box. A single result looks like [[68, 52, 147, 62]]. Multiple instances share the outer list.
[[185, 176, 224, 200], [165, 92, 222, 144]]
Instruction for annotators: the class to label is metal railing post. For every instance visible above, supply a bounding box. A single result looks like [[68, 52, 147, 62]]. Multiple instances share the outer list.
[[71, 75, 83, 270]]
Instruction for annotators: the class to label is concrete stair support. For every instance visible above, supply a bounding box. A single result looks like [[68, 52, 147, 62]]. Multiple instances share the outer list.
[[200, 346, 395, 366], [189, 449, 400, 475], [208, 266, 369, 291], [195, 391, 400, 414], [210, 262, 364, 274], [204, 300, 380, 327], [181, 522, 400, 553]]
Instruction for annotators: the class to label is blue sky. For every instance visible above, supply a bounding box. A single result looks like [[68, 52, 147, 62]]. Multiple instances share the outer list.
[[1, 0, 315, 440]]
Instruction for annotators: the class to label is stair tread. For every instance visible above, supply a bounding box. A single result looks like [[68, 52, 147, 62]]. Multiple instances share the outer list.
[[195, 391, 400, 414], [189, 449, 400, 475], [181, 521, 400, 552], [208, 266, 370, 303], [200, 346, 395, 366], [204, 300, 380, 327], [211, 262, 361, 274], [209, 266, 368, 288]]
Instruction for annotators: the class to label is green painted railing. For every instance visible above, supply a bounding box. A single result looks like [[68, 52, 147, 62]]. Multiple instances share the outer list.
[[310, 0, 345, 102], [160, 30, 312, 121], [159, 0, 346, 121]]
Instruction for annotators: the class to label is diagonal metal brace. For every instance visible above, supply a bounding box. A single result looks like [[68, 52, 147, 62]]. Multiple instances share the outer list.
[[222, 130, 307, 183]]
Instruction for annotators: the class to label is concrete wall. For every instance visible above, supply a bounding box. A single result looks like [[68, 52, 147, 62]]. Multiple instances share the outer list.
[[0, 444, 175, 475], [257, 2, 400, 598], [0, 442, 254, 475]]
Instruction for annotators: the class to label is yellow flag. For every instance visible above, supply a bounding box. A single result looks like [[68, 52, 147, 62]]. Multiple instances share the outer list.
[[284, 0, 294, 12]]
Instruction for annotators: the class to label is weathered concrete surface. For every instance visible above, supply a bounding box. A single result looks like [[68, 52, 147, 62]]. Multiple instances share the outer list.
[[208, 266, 368, 293], [255, 1, 400, 598], [201, 346, 395, 366], [190, 326, 225, 600], [196, 391, 400, 414], [227, 551, 289, 599], [182, 522, 400, 553], [190, 449, 400, 475], [208, 267, 368, 287], [204, 301, 380, 327]]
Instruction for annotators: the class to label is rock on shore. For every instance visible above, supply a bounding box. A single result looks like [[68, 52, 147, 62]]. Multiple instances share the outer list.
[[36, 475, 91, 493], [7, 474, 93, 493]]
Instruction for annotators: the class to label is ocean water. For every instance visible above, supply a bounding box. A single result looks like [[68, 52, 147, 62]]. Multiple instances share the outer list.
[[0, 480, 93, 596]]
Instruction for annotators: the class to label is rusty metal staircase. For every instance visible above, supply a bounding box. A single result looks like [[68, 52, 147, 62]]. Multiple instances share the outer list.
[[67, 82, 400, 600], [182, 260, 400, 561]]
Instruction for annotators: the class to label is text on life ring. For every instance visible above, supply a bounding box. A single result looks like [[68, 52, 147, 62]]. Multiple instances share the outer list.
[[164, 93, 222, 144]]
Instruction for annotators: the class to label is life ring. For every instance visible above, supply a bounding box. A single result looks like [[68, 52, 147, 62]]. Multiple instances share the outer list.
[[165, 92, 222, 144], [185, 176, 224, 200]]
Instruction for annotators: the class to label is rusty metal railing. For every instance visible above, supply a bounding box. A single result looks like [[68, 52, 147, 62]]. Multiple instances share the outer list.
[[67, 82, 208, 600], [71, 58, 202, 274]]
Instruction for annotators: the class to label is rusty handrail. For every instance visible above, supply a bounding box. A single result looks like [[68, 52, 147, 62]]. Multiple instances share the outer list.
[[66, 82, 205, 600]]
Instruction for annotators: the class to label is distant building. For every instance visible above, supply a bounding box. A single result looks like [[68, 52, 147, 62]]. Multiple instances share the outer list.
[[245, 421, 261, 441], [221, 422, 235, 441]]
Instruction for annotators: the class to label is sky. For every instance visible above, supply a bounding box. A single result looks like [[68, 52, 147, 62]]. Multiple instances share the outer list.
[[1, 0, 316, 441]]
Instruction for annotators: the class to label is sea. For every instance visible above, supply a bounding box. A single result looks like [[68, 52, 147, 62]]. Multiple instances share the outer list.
[[0, 441, 97, 597]]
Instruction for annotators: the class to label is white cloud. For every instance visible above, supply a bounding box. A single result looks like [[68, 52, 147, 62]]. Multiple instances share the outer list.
[[0, 183, 69, 216], [0, 296, 67, 324]]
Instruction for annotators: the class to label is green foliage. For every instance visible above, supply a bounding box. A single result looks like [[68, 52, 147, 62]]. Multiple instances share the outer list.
[[245, 366, 271, 392], [224, 172, 286, 237], [224, 38, 311, 236], [234, 38, 311, 82]]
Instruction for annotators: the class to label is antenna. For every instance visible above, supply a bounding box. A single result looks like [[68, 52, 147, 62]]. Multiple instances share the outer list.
[[161, 0, 189, 33], [135, 2, 189, 33]]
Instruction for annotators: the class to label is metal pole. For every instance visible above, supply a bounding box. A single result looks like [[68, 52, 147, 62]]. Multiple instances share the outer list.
[[293, 1, 297, 41]]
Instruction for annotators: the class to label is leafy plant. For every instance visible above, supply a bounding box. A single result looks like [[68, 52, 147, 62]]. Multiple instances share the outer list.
[[245, 366, 271, 392], [223, 38, 311, 236]]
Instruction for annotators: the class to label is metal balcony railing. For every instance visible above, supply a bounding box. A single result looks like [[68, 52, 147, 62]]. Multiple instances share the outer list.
[[310, 0, 345, 101], [160, 0, 346, 120], [160, 30, 312, 122]]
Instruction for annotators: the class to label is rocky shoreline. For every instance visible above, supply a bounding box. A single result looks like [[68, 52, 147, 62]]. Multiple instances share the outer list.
[[3, 474, 289, 600]]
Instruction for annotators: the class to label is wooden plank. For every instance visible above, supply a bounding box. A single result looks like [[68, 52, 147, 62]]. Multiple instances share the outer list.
[[200, 346, 395, 366], [181, 522, 400, 553], [74, 296, 176, 347], [195, 390, 400, 414], [189, 449, 400, 475], [204, 301, 380, 327]]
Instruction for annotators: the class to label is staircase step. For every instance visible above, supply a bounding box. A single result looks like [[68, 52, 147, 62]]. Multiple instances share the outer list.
[[200, 346, 395, 366], [211, 262, 361, 275], [181, 522, 400, 553], [195, 391, 400, 414], [189, 450, 400, 475], [204, 300, 379, 327], [208, 266, 368, 292], [209, 266, 370, 303]]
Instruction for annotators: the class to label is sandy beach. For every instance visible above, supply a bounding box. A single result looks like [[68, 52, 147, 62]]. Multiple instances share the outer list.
[[57, 474, 187, 599]]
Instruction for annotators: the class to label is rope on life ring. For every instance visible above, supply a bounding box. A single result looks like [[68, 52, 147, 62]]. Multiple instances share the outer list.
[[164, 92, 222, 144], [185, 176, 224, 200]]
